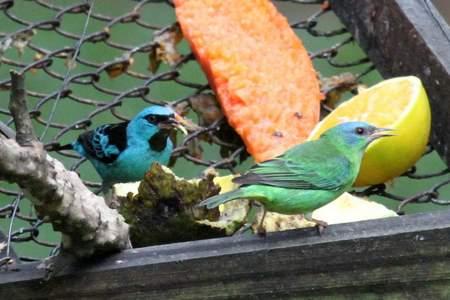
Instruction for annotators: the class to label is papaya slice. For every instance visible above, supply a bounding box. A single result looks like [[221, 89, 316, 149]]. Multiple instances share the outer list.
[[175, 0, 323, 162]]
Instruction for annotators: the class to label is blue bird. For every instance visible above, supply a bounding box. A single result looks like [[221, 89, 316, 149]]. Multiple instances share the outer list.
[[55, 106, 185, 189]]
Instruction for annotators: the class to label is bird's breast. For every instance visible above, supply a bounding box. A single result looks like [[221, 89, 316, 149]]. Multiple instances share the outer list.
[[94, 139, 173, 185]]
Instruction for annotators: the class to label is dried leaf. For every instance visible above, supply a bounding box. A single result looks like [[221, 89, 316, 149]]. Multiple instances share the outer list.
[[12, 29, 36, 57], [148, 45, 161, 74], [320, 72, 358, 93], [65, 52, 77, 71], [30, 53, 44, 74], [187, 138, 203, 159], [187, 93, 247, 160], [176, 113, 203, 132], [320, 72, 359, 108], [173, 101, 190, 117], [148, 23, 183, 73], [105, 56, 134, 78], [190, 93, 223, 126]]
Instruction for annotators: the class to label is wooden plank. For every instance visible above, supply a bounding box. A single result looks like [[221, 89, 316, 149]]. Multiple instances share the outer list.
[[330, 0, 450, 166], [2, 209, 450, 299]]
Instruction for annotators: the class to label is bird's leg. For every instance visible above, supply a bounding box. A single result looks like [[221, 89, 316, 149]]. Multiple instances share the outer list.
[[256, 207, 267, 237], [233, 200, 267, 236], [304, 212, 328, 235], [234, 222, 253, 236], [233, 201, 258, 236]]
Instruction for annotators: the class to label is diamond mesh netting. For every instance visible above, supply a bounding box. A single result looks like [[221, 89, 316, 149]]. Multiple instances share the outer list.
[[0, 0, 449, 267]]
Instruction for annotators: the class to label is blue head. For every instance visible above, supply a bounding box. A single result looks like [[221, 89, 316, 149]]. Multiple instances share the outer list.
[[127, 105, 178, 146], [320, 121, 393, 151]]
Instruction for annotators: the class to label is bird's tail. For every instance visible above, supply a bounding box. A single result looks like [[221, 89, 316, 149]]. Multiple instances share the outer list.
[[198, 189, 246, 209]]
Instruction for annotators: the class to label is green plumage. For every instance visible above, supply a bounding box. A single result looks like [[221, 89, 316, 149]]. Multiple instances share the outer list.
[[199, 122, 392, 216]]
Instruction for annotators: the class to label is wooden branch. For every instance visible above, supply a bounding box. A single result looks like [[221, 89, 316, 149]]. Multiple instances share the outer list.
[[1, 210, 450, 299], [329, 0, 450, 166], [0, 71, 130, 258], [8, 71, 35, 146]]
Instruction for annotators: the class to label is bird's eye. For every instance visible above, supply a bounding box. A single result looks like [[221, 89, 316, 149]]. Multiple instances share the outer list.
[[355, 127, 365, 135], [146, 115, 157, 123]]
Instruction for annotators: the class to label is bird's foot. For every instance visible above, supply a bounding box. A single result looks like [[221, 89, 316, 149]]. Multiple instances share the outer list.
[[315, 223, 326, 235], [233, 222, 267, 237], [233, 222, 253, 236], [312, 218, 328, 236], [256, 225, 267, 237], [232, 201, 267, 237], [304, 213, 328, 236]]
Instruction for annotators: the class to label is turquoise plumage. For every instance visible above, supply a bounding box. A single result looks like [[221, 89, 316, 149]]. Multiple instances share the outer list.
[[57, 106, 182, 189], [198, 121, 393, 231]]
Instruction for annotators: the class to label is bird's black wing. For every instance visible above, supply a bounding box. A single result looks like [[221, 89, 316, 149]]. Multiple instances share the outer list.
[[77, 121, 128, 164]]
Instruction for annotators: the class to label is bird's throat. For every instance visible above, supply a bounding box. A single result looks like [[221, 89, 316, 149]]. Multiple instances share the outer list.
[[148, 130, 169, 152]]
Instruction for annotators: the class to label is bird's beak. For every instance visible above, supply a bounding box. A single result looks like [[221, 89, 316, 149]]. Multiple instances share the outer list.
[[158, 114, 188, 135], [369, 127, 395, 141]]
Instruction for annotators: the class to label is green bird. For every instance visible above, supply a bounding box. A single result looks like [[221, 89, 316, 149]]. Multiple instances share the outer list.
[[198, 121, 393, 233]]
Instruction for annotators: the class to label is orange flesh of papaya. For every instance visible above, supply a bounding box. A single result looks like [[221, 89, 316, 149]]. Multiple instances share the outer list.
[[175, 0, 323, 162]]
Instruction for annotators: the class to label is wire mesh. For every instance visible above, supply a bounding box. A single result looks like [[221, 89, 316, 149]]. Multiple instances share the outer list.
[[0, 0, 449, 268]]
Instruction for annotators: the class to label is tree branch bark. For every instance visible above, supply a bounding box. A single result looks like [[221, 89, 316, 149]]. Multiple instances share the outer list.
[[0, 71, 130, 258], [9, 71, 35, 146]]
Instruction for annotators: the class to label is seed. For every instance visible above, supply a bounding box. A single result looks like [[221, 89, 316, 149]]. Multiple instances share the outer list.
[[273, 131, 283, 137]]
